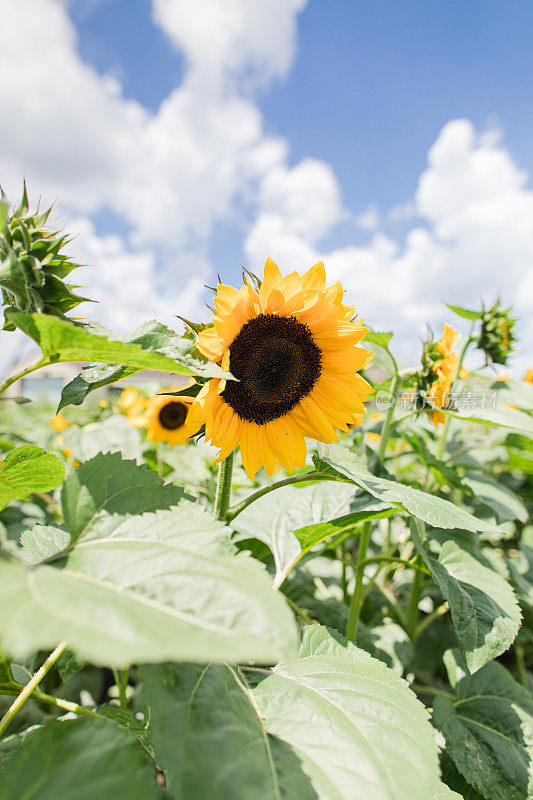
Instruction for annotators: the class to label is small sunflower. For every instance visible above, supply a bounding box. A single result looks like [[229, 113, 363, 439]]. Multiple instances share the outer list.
[[142, 392, 195, 445], [416, 324, 462, 427], [49, 413, 68, 433], [184, 258, 373, 478], [525, 368, 533, 385], [118, 388, 147, 426]]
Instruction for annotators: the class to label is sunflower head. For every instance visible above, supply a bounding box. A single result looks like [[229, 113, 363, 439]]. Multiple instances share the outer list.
[[0, 184, 88, 331], [183, 258, 373, 478], [143, 391, 195, 445], [49, 413, 68, 433], [415, 324, 461, 426], [477, 300, 516, 366], [525, 368, 533, 385]]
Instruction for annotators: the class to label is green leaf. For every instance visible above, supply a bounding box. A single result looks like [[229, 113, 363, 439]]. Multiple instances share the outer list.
[[445, 402, 533, 435], [20, 524, 70, 564], [62, 416, 141, 463], [364, 330, 393, 347], [433, 656, 533, 800], [433, 783, 464, 800], [0, 200, 9, 232], [0, 501, 297, 667], [294, 505, 395, 557], [316, 444, 501, 535], [8, 313, 230, 381], [140, 663, 316, 800], [254, 626, 440, 800], [410, 520, 521, 672], [445, 304, 482, 321], [462, 473, 528, 523], [0, 445, 64, 511], [58, 364, 139, 411], [61, 452, 184, 541], [0, 718, 158, 799], [232, 482, 367, 587]]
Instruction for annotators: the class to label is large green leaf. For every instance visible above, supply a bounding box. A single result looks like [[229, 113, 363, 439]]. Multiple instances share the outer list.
[[61, 452, 183, 541], [254, 626, 440, 800], [433, 655, 533, 800], [62, 416, 141, 462], [8, 313, 229, 380], [410, 520, 521, 672], [0, 500, 297, 666], [0, 445, 64, 511], [140, 663, 317, 800], [433, 783, 464, 800], [0, 718, 157, 799], [232, 483, 378, 587], [316, 444, 500, 535], [462, 473, 528, 523]]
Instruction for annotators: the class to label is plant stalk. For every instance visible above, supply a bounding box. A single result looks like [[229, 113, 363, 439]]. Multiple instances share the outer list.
[[0, 357, 48, 397], [378, 370, 400, 461], [346, 521, 371, 642], [225, 470, 344, 523], [0, 641, 67, 737], [214, 451, 234, 521]]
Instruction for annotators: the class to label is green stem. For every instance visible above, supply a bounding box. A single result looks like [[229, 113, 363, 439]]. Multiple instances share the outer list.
[[414, 601, 449, 640], [225, 470, 343, 523], [516, 644, 528, 689], [410, 683, 454, 700], [0, 682, 101, 721], [346, 521, 371, 641], [214, 452, 234, 521], [340, 541, 349, 604], [359, 555, 430, 575], [0, 641, 67, 737], [0, 357, 48, 397], [283, 595, 315, 625], [112, 668, 129, 711], [377, 371, 400, 461], [406, 567, 424, 638]]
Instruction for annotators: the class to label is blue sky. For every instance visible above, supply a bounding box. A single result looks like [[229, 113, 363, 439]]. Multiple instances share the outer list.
[[1, 0, 532, 372], [71, 0, 533, 239]]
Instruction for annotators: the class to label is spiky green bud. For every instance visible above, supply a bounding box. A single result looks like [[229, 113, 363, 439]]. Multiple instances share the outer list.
[[0, 183, 89, 331], [477, 299, 516, 366]]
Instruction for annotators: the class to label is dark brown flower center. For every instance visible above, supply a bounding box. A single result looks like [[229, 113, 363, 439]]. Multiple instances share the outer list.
[[158, 401, 188, 430], [222, 314, 321, 424]]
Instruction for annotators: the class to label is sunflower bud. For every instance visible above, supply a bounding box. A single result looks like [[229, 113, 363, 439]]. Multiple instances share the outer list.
[[0, 184, 88, 331], [477, 300, 516, 366]]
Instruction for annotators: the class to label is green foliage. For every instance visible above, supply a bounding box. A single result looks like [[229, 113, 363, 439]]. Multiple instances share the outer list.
[[433, 652, 533, 800], [0, 208, 531, 799], [254, 626, 440, 800], [0, 718, 158, 799], [0, 445, 64, 511]]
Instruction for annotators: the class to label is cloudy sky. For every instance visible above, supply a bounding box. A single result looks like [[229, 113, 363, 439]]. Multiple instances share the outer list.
[[1, 0, 532, 376]]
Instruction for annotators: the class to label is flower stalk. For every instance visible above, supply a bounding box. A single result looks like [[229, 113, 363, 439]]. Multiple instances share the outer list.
[[214, 452, 234, 521]]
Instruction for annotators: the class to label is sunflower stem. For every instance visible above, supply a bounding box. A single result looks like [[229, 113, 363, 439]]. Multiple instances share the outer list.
[[377, 370, 400, 461], [214, 452, 234, 521], [0, 356, 49, 397], [225, 471, 346, 523], [346, 521, 371, 642], [0, 641, 66, 738]]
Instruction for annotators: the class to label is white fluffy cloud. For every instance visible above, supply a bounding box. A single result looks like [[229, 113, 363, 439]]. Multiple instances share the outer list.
[[246, 119, 533, 368]]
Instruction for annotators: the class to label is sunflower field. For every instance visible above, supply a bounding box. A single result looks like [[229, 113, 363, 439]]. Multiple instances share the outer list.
[[0, 188, 532, 800]]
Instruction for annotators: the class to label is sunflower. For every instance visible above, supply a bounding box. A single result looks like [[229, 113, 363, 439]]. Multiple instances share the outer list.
[[49, 413, 68, 433], [425, 324, 461, 427], [118, 388, 147, 426], [184, 258, 373, 478], [142, 392, 195, 445], [525, 369, 533, 385]]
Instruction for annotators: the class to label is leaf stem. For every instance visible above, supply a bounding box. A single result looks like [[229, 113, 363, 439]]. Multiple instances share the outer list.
[[283, 595, 315, 626], [112, 668, 129, 711], [0, 682, 101, 721], [346, 521, 371, 642], [406, 567, 424, 638], [378, 371, 400, 461], [413, 601, 449, 640], [0, 356, 48, 397], [214, 451, 234, 521], [0, 641, 67, 737], [225, 470, 343, 523]]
